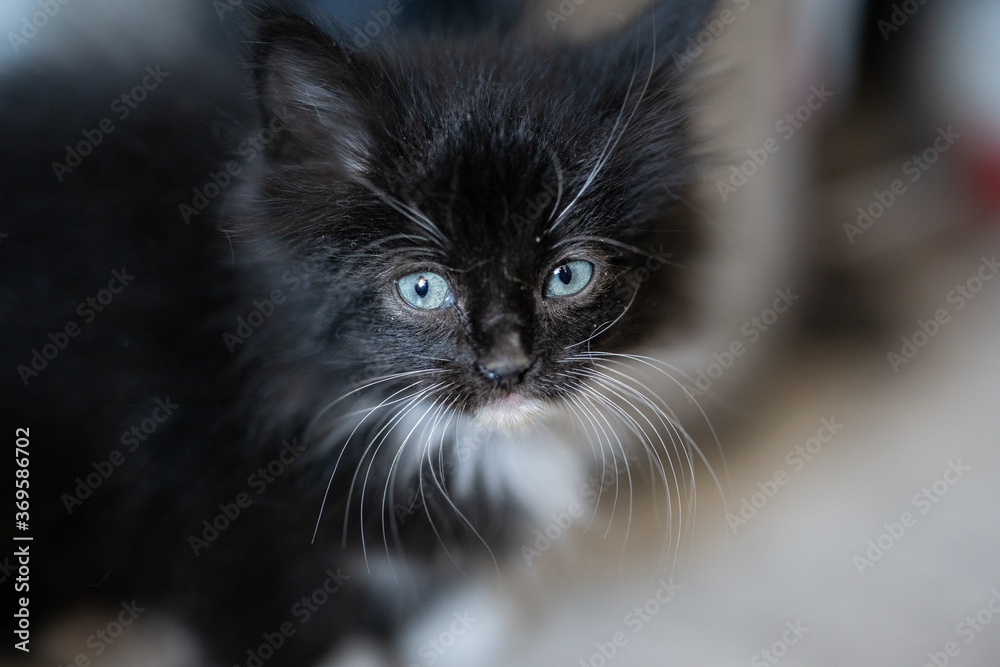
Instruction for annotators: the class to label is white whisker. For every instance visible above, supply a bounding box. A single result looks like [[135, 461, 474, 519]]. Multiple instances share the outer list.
[[423, 412, 502, 581], [576, 371, 686, 567], [564, 391, 618, 533], [377, 389, 451, 580], [356, 177, 449, 248], [354, 384, 448, 571], [311, 378, 439, 544], [564, 282, 638, 351], [548, 20, 660, 233], [572, 350, 730, 496]]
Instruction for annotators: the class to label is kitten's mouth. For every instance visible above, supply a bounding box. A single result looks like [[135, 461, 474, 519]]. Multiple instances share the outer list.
[[475, 392, 545, 430]]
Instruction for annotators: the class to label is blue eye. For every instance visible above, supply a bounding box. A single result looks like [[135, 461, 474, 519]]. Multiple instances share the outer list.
[[545, 260, 594, 297], [397, 271, 453, 309]]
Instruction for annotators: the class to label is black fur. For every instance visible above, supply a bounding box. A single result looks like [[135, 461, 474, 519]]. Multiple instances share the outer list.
[[1, 0, 715, 663]]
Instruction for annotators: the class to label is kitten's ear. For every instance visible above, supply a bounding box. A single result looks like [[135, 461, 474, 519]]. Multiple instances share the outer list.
[[253, 12, 377, 174]]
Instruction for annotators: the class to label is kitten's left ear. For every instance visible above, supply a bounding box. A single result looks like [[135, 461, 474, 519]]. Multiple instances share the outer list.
[[252, 12, 380, 175]]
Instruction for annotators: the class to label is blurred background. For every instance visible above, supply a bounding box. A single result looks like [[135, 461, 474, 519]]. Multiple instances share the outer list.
[[471, 1, 1000, 665], [4, 0, 1000, 665]]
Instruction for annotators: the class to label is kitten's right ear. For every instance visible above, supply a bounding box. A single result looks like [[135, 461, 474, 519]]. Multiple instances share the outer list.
[[252, 12, 378, 175]]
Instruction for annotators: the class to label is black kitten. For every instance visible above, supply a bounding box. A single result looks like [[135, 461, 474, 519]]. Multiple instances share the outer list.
[[1, 0, 714, 664]]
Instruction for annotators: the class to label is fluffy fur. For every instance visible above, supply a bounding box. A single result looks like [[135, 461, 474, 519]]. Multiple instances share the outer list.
[[0, 0, 715, 663]]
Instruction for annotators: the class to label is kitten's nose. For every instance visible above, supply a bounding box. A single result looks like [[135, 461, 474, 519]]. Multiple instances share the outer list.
[[477, 331, 533, 387]]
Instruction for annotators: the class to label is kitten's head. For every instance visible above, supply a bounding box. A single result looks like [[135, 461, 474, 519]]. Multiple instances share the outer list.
[[244, 1, 713, 430]]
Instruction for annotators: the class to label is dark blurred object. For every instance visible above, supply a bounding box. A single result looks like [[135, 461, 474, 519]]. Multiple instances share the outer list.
[[826, 0, 1000, 213], [920, 0, 1000, 212]]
